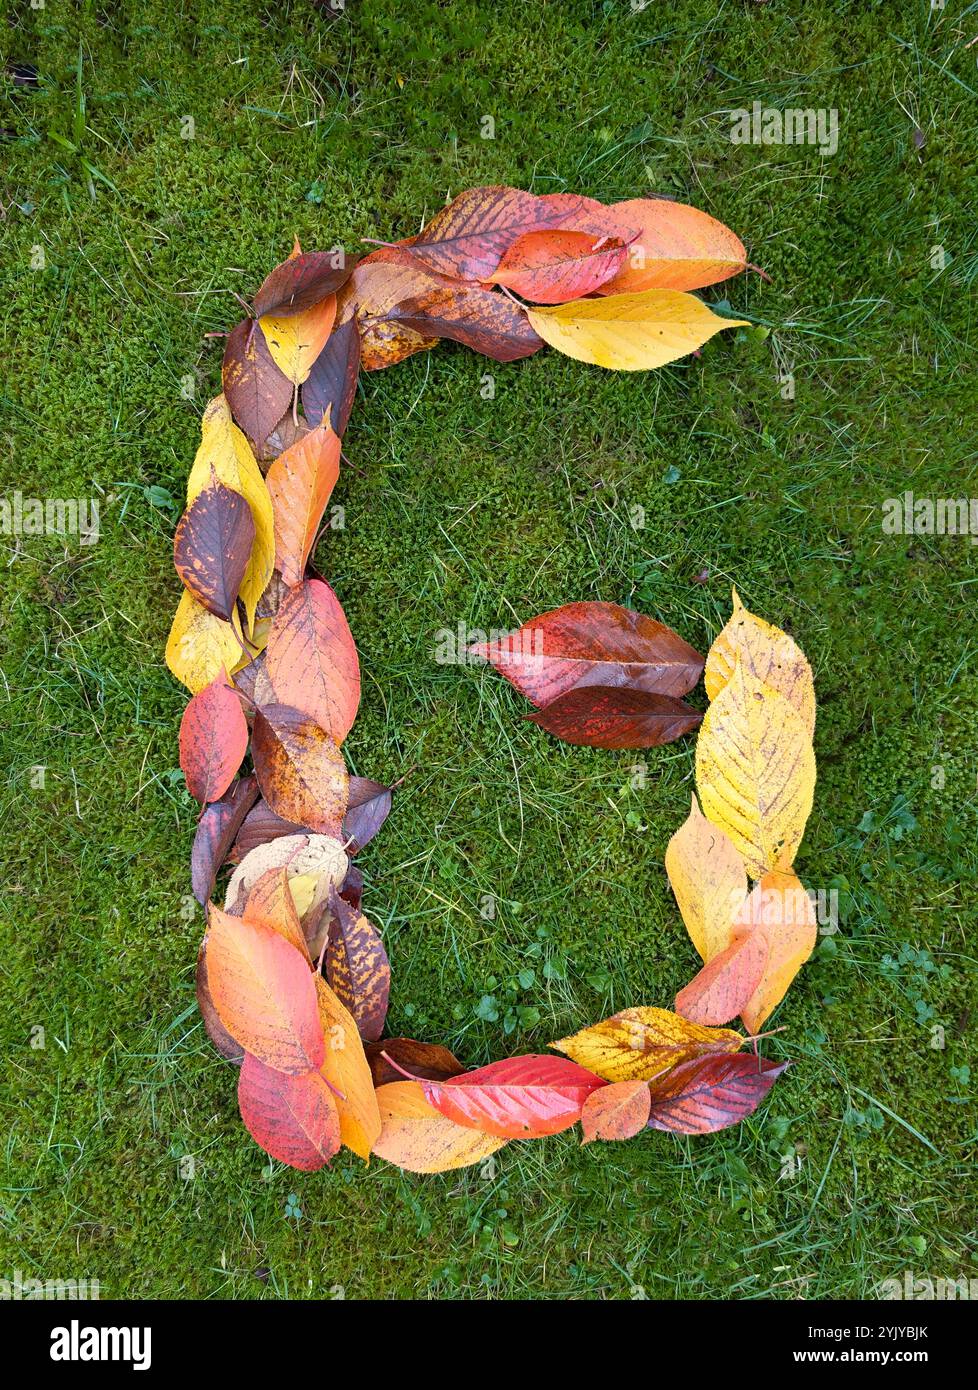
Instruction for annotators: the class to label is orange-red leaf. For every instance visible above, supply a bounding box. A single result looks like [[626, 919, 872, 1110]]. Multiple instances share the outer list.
[[251, 702, 349, 835], [581, 1079, 651, 1143], [490, 229, 630, 303], [237, 1052, 340, 1169], [597, 197, 747, 294], [243, 866, 311, 963], [646, 1054, 787, 1134], [265, 579, 360, 742], [675, 930, 769, 1026], [204, 902, 324, 1073], [266, 423, 341, 586], [421, 1055, 606, 1139], [178, 671, 248, 804]]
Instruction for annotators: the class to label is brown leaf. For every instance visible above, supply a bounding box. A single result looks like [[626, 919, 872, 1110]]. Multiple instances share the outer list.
[[364, 1037, 465, 1088], [190, 773, 259, 904], [336, 248, 443, 371], [405, 185, 572, 281], [526, 686, 701, 748], [302, 317, 361, 436], [230, 798, 305, 862], [251, 703, 349, 835], [252, 248, 356, 318], [325, 886, 390, 1042], [173, 480, 255, 623], [646, 1054, 788, 1134], [388, 284, 544, 362], [222, 318, 294, 456], [342, 776, 392, 854]]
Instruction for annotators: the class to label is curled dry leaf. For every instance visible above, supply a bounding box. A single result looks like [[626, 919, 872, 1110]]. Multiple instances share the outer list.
[[173, 479, 255, 623], [665, 794, 749, 965], [551, 1007, 743, 1084], [178, 671, 249, 804], [490, 228, 631, 303], [265, 579, 360, 742], [302, 317, 361, 436], [372, 1081, 508, 1174], [224, 832, 347, 920], [581, 1079, 651, 1143], [191, 773, 259, 905], [265, 421, 341, 587], [204, 902, 324, 1073], [251, 703, 349, 836], [364, 1037, 465, 1088], [421, 1055, 606, 1139], [596, 198, 748, 294], [646, 1054, 788, 1135], [674, 929, 770, 1026], [166, 589, 244, 695], [705, 587, 815, 736], [526, 685, 701, 749], [315, 975, 382, 1162], [222, 318, 294, 456], [406, 185, 572, 281], [237, 1052, 340, 1170], [325, 887, 390, 1043], [695, 662, 815, 880], [526, 290, 748, 371], [472, 601, 703, 708], [342, 776, 393, 853]]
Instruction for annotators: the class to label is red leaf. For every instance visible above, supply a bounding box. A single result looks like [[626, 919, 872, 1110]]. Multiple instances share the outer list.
[[191, 773, 259, 903], [237, 1052, 340, 1170], [179, 672, 249, 804], [251, 702, 349, 835], [405, 186, 572, 281], [173, 481, 255, 623], [302, 317, 361, 436], [252, 249, 356, 318], [675, 932, 770, 1026], [422, 1055, 606, 1139], [471, 601, 703, 708], [527, 686, 702, 748], [265, 579, 360, 742], [490, 229, 630, 304], [388, 284, 544, 362], [342, 776, 392, 854], [646, 1054, 788, 1134], [222, 318, 294, 456], [325, 886, 390, 1043]]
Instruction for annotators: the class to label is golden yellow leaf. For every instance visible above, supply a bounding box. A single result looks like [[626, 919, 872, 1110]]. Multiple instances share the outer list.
[[371, 1081, 507, 1173], [734, 870, 818, 1033], [696, 662, 816, 880], [525, 289, 748, 371], [551, 1006, 743, 1084], [259, 296, 336, 386], [665, 794, 748, 963], [706, 587, 815, 736], [187, 396, 274, 632], [316, 975, 382, 1162], [165, 588, 244, 694]]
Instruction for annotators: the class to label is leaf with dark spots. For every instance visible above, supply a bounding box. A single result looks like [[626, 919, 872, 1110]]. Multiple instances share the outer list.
[[251, 702, 349, 836], [527, 686, 702, 748], [222, 318, 294, 456], [365, 1037, 465, 1088], [302, 317, 361, 436], [173, 480, 255, 622], [252, 249, 356, 318], [342, 777, 393, 853], [191, 773, 259, 903], [325, 886, 390, 1042], [388, 284, 544, 362], [646, 1054, 788, 1135]]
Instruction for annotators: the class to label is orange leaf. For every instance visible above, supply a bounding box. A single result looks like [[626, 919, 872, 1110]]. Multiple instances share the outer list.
[[266, 422, 341, 587], [490, 229, 630, 303], [736, 870, 819, 1033], [597, 198, 747, 294], [265, 579, 360, 742], [251, 702, 349, 835], [372, 1081, 508, 1173], [666, 794, 748, 964], [237, 1053, 340, 1170], [315, 975, 382, 1162], [581, 1080, 651, 1143], [243, 865, 311, 964]]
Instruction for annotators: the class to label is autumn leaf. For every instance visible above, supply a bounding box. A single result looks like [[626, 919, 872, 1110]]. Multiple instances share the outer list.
[[243, 866, 311, 963], [372, 1081, 508, 1173], [405, 185, 571, 281], [646, 1054, 788, 1134], [204, 902, 324, 1073], [315, 975, 382, 1162], [335, 248, 443, 371], [665, 794, 749, 964], [223, 832, 347, 919], [421, 1055, 606, 1139], [472, 601, 703, 708], [230, 799, 305, 862], [735, 870, 818, 1034], [173, 479, 255, 623], [596, 198, 748, 294], [551, 1007, 743, 1084], [259, 294, 336, 387], [237, 1052, 340, 1170], [222, 318, 294, 456], [387, 283, 544, 362], [325, 887, 390, 1043], [178, 671, 248, 804], [490, 229, 630, 303], [266, 421, 341, 586], [526, 686, 701, 748], [252, 246, 355, 319], [581, 1079, 651, 1143], [526, 289, 748, 371], [186, 395, 275, 634], [541, 190, 642, 241], [251, 704, 349, 837], [190, 773, 259, 904], [265, 579, 360, 742], [342, 777, 393, 854], [196, 940, 244, 1064], [302, 317, 361, 437], [696, 662, 815, 879], [705, 587, 815, 736], [674, 930, 770, 1026], [166, 589, 244, 695], [365, 1037, 464, 1088]]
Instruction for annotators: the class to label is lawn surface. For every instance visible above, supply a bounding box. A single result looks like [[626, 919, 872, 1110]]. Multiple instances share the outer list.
[[1, 0, 976, 1300]]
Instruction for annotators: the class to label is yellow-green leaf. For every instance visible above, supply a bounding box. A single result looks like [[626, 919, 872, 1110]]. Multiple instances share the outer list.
[[165, 589, 244, 694], [526, 289, 748, 371]]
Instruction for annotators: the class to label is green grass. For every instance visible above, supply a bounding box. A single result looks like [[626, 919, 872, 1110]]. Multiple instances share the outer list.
[[1, 0, 976, 1300]]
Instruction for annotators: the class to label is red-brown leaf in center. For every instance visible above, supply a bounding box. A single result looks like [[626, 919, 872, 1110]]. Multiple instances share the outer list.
[[179, 671, 249, 804], [191, 772, 259, 903], [222, 318, 294, 456], [527, 686, 702, 748], [251, 702, 349, 835], [173, 480, 255, 623], [237, 1052, 340, 1169], [471, 601, 704, 708], [265, 579, 360, 742], [422, 1055, 607, 1139], [387, 284, 544, 362], [489, 229, 631, 303], [301, 317, 361, 437], [405, 186, 573, 281], [265, 423, 341, 587], [252, 249, 356, 318], [646, 1054, 788, 1134]]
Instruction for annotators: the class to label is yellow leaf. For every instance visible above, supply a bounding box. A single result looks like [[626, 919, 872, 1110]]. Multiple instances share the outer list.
[[316, 976, 382, 1162], [259, 296, 336, 386], [371, 1081, 507, 1173], [287, 873, 318, 921], [665, 794, 748, 963], [526, 289, 748, 371], [165, 589, 244, 694], [696, 662, 816, 880], [734, 870, 818, 1033], [551, 1006, 743, 1084], [187, 396, 274, 632], [706, 587, 815, 736]]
